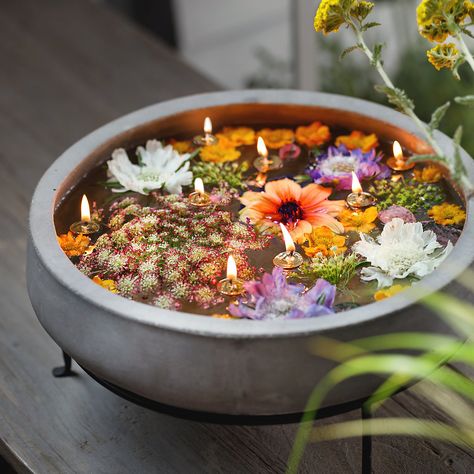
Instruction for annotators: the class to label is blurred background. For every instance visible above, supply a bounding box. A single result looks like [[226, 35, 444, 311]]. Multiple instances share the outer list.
[[100, 0, 474, 155]]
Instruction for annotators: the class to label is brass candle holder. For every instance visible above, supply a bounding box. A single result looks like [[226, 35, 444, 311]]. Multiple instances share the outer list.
[[253, 136, 282, 172], [273, 223, 303, 270], [70, 195, 100, 234], [217, 255, 245, 296], [386, 140, 414, 171], [345, 172, 376, 210], [189, 178, 211, 207], [193, 116, 218, 146]]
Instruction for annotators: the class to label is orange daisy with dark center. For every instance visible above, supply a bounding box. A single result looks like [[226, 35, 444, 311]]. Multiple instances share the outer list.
[[239, 178, 345, 243]]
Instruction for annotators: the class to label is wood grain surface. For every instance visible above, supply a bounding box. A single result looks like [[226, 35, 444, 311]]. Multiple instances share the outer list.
[[0, 0, 472, 472]]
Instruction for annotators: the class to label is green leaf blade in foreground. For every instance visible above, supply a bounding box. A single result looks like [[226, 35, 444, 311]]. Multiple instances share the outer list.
[[454, 95, 474, 107]]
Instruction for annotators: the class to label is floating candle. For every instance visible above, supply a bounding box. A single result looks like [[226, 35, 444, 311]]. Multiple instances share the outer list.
[[189, 177, 211, 207], [387, 140, 414, 171], [345, 172, 376, 209], [70, 195, 99, 234], [193, 116, 218, 146], [253, 136, 283, 172], [273, 223, 303, 269], [217, 255, 245, 296]]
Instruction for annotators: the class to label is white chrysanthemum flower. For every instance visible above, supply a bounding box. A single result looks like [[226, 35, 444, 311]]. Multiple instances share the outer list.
[[353, 218, 453, 288], [107, 140, 192, 195]]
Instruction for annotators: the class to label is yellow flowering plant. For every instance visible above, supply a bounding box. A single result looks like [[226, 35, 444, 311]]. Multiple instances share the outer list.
[[313, 0, 474, 194]]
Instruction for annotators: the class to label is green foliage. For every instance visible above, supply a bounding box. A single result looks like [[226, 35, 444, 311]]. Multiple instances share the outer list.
[[192, 160, 250, 191], [373, 84, 415, 112], [429, 101, 451, 130]]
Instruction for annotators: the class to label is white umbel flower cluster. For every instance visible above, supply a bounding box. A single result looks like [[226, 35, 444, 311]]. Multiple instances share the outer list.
[[353, 218, 453, 288], [107, 140, 192, 195]]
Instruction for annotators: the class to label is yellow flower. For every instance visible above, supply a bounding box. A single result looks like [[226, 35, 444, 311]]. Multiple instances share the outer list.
[[168, 139, 193, 154], [413, 164, 444, 183], [428, 202, 466, 225], [257, 128, 295, 149], [57, 231, 91, 257], [92, 276, 118, 293], [314, 0, 374, 35], [427, 43, 460, 70], [416, 0, 470, 42], [212, 313, 238, 319], [200, 137, 241, 163], [216, 126, 256, 146], [295, 121, 331, 147], [335, 130, 378, 152], [338, 206, 378, 233], [374, 284, 407, 301], [302, 226, 347, 257]]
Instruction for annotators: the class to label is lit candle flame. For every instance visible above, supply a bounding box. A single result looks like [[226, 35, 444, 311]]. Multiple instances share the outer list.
[[194, 177, 205, 194], [257, 136, 268, 158], [393, 140, 403, 162], [351, 172, 363, 194], [280, 223, 295, 253], [226, 255, 237, 281], [204, 117, 212, 135], [81, 194, 91, 222]]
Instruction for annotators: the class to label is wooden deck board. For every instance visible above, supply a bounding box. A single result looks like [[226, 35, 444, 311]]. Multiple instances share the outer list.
[[0, 0, 472, 472]]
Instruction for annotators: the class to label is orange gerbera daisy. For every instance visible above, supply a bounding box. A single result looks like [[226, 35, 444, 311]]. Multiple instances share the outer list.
[[57, 231, 91, 257], [216, 126, 256, 146], [239, 178, 345, 243], [338, 206, 378, 233], [92, 275, 118, 293], [335, 131, 379, 152], [295, 121, 331, 147], [257, 128, 295, 149]]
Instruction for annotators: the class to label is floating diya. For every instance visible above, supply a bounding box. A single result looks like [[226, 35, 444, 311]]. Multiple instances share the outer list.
[[193, 116, 218, 146], [345, 172, 376, 209], [253, 136, 283, 172], [273, 223, 304, 270], [387, 140, 415, 171], [217, 255, 245, 296], [69, 195, 99, 234], [189, 177, 211, 207]]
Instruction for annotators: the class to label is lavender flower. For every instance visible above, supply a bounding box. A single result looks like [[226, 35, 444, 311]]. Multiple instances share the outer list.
[[229, 267, 335, 320], [307, 144, 390, 190]]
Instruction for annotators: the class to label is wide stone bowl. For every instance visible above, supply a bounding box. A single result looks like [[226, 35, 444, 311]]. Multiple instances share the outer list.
[[27, 90, 474, 417]]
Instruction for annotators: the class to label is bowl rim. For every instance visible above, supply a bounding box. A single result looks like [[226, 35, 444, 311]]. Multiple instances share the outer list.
[[29, 89, 474, 339]]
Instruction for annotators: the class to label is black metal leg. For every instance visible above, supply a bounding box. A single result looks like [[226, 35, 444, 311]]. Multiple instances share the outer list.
[[361, 404, 373, 474], [52, 350, 76, 377]]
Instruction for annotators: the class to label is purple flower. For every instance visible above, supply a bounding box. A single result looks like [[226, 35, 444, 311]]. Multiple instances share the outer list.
[[279, 143, 301, 160], [229, 267, 335, 320], [306, 145, 390, 190], [378, 205, 416, 224]]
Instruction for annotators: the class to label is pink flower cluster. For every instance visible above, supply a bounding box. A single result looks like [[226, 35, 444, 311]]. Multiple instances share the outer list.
[[77, 193, 270, 309]]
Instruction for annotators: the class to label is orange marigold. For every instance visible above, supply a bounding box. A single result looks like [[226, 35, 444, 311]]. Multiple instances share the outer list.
[[200, 137, 241, 163], [216, 126, 256, 146], [338, 206, 378, 233], [168, 139, 193, 154], [335, 130, 379, 152], [92, 275, 118, 293], [257, 128, 295, 149], [413, 164, 444, 183], [302, 226, 347, 257], [295, 121, 331, 147], [57, 231, 91, 257], [428, 202, 466, 226]]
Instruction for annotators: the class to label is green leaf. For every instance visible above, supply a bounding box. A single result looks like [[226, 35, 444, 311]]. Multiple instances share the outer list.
[[361, 21, 381, 32], [454, 95, 474, 107], [188, 147, 202, 160], [339, 44, 361, 61], [461, 27, 474, 39], [371, 43, 384, 66], [137, 150, 144, 166], [453, 125, 463, 145], [429, 101, 450, 131], [406, 154, 442, 165], [374, 85, 414, 112]]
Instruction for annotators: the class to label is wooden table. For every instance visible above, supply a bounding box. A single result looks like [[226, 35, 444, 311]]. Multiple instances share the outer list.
[[1, 0, 472, 472]]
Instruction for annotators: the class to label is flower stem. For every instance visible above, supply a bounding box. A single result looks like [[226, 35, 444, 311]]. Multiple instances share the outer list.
[[455, 32, 474, 73]]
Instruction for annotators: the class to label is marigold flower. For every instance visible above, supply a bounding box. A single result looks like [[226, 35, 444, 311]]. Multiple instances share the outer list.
[[216, 126, 256, 146], [335, 130, 379, 152], [257, 128, 295, 149], [427, 43, 460, 70], [374, 284, 407, 301], [338, 206, 378, 233], [199, 138, 241, 163], [413, 164, 444, 182], [314, 0, 374, 34], [302, 226, 347, 257], [428, 202, 466, 225], [57, 231, 91, 257], [240, 178, 345, 243], [92, 276, 118, 293], [168, 138, 193, 154], [295, 121, 331, 148]]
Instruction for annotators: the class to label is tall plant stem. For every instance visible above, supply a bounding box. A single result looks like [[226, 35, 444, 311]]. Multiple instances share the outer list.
[[456, 32, 474, 72]]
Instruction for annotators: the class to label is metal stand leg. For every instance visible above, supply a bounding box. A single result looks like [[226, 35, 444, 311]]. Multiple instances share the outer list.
[[52, 350, 76, 377], [361, 404, 373, 474]]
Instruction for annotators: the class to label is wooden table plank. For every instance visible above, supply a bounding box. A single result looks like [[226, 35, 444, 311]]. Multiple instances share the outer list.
[[0, 0, 472, 472]]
